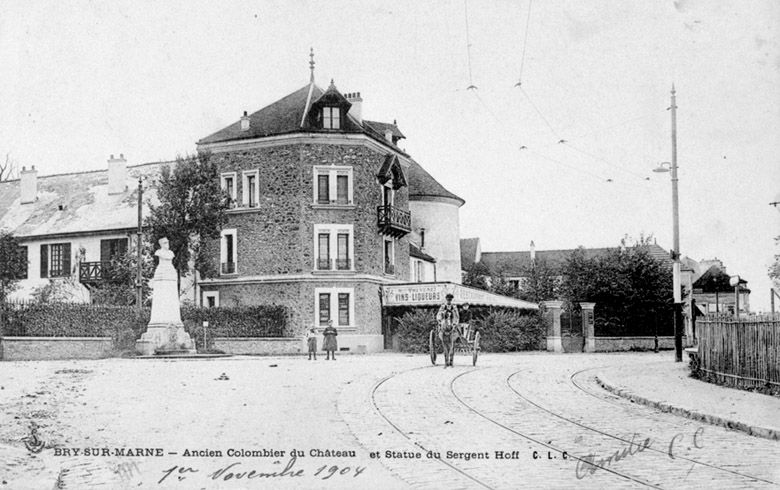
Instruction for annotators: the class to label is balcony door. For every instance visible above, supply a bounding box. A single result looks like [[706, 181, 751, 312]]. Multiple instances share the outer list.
[[100, 238, 128, 262]]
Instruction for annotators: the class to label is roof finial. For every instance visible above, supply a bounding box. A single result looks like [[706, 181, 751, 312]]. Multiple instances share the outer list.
[[309, 47, 315, 83]]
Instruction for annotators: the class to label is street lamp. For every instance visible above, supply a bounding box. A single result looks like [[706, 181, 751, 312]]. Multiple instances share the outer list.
[[653, 86, 683, 362], [654, 158, 683, 362]]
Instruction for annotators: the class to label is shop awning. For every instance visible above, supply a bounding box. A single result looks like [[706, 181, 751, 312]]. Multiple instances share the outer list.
[[381, 282, 539, 310]]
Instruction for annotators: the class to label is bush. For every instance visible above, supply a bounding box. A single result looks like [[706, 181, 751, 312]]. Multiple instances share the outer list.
[[475, 310, 547, 352], [393, 307, 546, 353], [394, 309, 438, 353], [1, 302, 291, 352]]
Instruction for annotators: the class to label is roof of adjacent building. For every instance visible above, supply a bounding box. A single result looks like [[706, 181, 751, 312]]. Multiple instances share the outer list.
[[410, 243, 436, 262], [474, 243, 674, 275], [0, 163, 165, 239], [407, 159, 464, 206], [692, 265, 749, 292]]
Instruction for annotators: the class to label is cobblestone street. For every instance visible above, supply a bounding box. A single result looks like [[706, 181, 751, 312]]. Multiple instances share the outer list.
[[1, 352, 777, 489]]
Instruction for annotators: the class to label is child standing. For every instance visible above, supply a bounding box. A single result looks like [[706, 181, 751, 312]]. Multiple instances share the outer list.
[[322, 320, 338, 360], [306, 327, 318, 360]]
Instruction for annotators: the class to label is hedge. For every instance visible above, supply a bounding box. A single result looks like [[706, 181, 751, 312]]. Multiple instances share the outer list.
[[392, 307, 547, 353], [0, 302, 290, 351]]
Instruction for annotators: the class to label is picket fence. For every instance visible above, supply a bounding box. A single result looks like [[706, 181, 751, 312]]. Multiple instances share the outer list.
[[697, 314, 780, 389]]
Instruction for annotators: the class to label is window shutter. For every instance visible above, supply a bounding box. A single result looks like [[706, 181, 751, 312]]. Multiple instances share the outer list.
[[118, 238, 128, 256], [63, 243, 72, 276], [40, 244, 48, 278]]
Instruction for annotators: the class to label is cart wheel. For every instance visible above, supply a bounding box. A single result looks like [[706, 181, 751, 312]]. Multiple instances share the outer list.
[[429, 329, 437, 365], [472, 331, 480, 366]]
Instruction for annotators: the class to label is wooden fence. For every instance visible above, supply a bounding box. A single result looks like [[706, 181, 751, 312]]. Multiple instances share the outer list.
[[697, 314, 780, 389]]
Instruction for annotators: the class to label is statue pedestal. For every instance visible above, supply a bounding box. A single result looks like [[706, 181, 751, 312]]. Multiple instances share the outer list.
[[136, 323, 196, 355]]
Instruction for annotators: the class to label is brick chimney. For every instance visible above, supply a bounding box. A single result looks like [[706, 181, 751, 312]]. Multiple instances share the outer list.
[[240, 111, 250, 131], [20, 165, 38, 204], [108, 154, 128, 195], [345, 92, 362, 123]]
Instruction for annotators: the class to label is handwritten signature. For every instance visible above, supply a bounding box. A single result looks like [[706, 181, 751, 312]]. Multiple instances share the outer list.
[[576, 427, 704, 479], [158, 454, 365, 485]]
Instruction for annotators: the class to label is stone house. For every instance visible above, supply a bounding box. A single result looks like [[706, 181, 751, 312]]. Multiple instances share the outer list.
[[193, 71, 465, 352]]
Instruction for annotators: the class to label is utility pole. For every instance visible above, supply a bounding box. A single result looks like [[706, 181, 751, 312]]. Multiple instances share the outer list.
[[136, 177, 143, 312], [671, 85, 683, 362]]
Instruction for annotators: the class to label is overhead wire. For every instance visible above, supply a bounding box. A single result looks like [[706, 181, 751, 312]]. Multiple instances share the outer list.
[[515, 0, 534, 87], [463, 0, 477, 90]]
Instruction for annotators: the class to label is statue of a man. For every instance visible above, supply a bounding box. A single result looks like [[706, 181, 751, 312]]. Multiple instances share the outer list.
[[153, 237, 177, 281]]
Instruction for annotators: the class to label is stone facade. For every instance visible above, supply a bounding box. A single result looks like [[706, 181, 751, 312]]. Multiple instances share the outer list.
[[200, 141, 411, 351]]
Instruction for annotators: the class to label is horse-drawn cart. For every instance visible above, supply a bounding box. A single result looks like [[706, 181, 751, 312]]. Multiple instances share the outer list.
[[429, 324, 480, 366]]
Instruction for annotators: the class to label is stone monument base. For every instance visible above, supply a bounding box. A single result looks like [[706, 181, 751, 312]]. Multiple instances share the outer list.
[[136, 323, 196, 356]]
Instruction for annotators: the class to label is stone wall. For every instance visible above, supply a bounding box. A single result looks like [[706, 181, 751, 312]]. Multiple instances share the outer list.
[[595, 336, 684, 352], [1, 337, 113, 361], [208, 143, 410, 281], [213, 337, 304, 355], [205, 279, 382, 338]]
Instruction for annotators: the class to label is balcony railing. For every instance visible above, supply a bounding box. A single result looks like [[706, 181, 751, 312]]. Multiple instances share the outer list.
[[377, 205, 411, 238], [316, 258, 332, 271], [335, 258, 351, 271], [384, 263, 396, 275], [79, 261, 111, 284], [221, 262, 236, 274]]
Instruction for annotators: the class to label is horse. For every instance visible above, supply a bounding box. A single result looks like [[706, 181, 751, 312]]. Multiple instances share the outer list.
[[438, 318, 461, 367]]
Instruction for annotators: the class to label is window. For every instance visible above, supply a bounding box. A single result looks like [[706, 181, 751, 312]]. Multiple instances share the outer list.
[[383, 185, 394, 207], [319, 293, 331, 326], [414, 260, 424, 282], [100, 238, 128, 263], [384, 238, 394, 275], [220, 228, 237, 274], [313, 166, 353, 205], [336, 233, 350, 270], [315, 287, 354, 328], [338, 293, 350, 325], [317, 233, 330, 270], [313, 224, 354, 271], [336, 175, 349, 205], [221, 172, 237, 207], [203, 291, 219, 308], [41, 243, 71, 278], [242, 170, 259, 208], [18, 246, 28, 280], [322, 107, 340, 129], [317, 174, 329, 204]]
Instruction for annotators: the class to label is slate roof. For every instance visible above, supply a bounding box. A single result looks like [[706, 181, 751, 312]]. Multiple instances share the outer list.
[[197, 82, 406, 155], [410, 243, 436, 262], [407, 159, 465, 206], [460, 237, 480, 270], [477, 243, 674, 276], [0, 163, 166, 239], [363, 120, 405, 140]]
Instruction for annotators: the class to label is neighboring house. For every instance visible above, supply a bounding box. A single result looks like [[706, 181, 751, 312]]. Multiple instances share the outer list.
[[460, 237, 699, 342], [193, 68, 465, 351], [0, 156, 171, 302], [691, 259, 750, 315]]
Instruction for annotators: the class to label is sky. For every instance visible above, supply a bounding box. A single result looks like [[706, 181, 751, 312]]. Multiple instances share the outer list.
[[1, 0, 778, 309]]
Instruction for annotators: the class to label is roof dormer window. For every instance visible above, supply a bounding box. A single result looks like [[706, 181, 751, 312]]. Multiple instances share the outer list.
[[322, 107, 340, 129]]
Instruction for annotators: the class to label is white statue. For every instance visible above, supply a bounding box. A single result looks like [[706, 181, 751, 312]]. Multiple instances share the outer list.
[[136, 237, 195, 355]]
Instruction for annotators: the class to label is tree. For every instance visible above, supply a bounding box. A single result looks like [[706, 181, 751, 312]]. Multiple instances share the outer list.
[[516, 258, 560, 303], [0, 153, 18, 182], [0, 231, 27, 302], [559, 242, 673, 336], [145, 152, 229, 288], [90, 246, 155, 306], [769, 235, 780, 289]]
